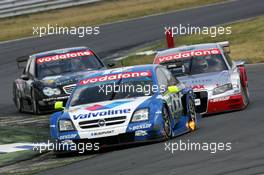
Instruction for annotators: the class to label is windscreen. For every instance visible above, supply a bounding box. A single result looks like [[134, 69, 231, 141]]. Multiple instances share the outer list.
[[156, 48, 228, 76], [69, 72, 153, 107], [36, 50, 104, 79]]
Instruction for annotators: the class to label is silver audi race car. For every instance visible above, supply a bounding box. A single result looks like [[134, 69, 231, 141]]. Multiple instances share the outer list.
[[154, 41, 249, 114]]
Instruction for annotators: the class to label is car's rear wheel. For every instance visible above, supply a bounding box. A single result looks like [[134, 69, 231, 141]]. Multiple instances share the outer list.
[[15, 89, 22, 112], [162, 106, 172, 140], [241, 83, 249, 107]]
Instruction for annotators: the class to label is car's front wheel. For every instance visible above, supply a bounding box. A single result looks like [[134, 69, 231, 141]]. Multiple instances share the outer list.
[[31, 89, 40, 115]]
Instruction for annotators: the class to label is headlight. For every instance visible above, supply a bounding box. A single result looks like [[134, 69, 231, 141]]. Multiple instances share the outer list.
[[43, 87, 61, 96], [213, 83, 233, 95], [59, 120, 75, 131], [131, 108, 149, 122]]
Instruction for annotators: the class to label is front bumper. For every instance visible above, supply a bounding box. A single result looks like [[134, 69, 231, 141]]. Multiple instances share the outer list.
[[53, 121, 163, 153], [38, 95, 69, 111], [207, 93, 245, 114]]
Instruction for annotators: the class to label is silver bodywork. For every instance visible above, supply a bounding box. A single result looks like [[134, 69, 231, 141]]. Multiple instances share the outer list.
[[156, 42, 243, 114]]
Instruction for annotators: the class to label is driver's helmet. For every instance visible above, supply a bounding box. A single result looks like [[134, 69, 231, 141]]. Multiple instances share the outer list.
[[195, 56, 209, 71], [71, 58, 86, 70]]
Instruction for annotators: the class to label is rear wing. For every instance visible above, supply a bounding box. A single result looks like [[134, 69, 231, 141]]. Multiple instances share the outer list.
[[217, 41, 230, 54], [16, 56, 29, 69]]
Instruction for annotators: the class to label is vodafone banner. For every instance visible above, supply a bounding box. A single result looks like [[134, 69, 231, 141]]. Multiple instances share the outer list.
[[154, 48, 221, 64], [36, 50, 93, 64], [80, 71, 152, 85]]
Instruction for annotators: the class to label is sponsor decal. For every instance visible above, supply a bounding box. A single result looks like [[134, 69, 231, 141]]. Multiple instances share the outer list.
[[191, 79, 212, 83], [192, 85, 206, 90], [155, 48, 221, 64], [184, 84, 205, 91], [135, 130, 148, 136], [59, 134, 77, 140], [36, 50, 93, 64], [210, 96, 230, 103], [195, 99, 201, 106], [155, 110, 162, 114], [85, 101, 131, 111], [73, 109, 131, 120], [129, 123, 152, 131], [79, 71, 152, 85], [91, 130, 114, 137]]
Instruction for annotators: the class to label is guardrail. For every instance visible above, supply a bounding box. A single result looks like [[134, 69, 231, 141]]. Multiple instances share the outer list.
[[0, 0, 101, 18]]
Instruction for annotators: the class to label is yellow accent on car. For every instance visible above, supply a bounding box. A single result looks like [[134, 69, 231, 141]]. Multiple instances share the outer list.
[[54, 101, 64, 110], [168, 86, 180, 94]]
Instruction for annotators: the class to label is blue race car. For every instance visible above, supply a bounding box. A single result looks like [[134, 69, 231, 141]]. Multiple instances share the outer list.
[[50, 64, 199, 152]]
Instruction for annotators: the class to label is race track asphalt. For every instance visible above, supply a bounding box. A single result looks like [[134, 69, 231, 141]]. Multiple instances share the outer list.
[[0, 0, 264, 174]]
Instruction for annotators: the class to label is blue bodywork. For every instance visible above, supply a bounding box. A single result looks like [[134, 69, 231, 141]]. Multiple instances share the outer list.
[[50, 64, 200, 152]]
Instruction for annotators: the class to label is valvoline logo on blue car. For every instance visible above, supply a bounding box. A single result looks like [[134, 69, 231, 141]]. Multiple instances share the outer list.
[[50, 64, 199, 152], [72, 108, 132, 120], [72, 101, 133, 120]]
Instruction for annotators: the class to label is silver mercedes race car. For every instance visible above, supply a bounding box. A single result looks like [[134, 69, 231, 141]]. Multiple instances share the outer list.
[[154, 41, 249, 115]]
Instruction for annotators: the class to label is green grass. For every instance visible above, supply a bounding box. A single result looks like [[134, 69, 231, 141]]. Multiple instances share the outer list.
[[120, 16, 264, 65], [0, 126, 49, 145], [0, 0, 225, 41], [0, 151, 39, 167], [1, 153, 94, 175], [0, 126, 49, 168]]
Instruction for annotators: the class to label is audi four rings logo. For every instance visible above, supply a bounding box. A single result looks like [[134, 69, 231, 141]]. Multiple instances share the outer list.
[[98, 119, 106, 127]]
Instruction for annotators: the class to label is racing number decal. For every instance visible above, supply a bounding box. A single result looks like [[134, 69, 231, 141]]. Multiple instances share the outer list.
[[166, 92, 182, 119], [172, 93, 182, 114]]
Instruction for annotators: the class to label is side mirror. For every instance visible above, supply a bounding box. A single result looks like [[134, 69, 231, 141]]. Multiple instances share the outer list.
[[108, 63, 115, 68], [16, 56, 29, 69], [21, 74, 29, 81], [234, 60, 246, 67], [54, 101, 64, 110], [168, 86, 180, 94]]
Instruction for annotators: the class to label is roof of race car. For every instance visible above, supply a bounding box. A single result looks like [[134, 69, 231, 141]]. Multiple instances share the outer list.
[[80, 64, 158, 80], [156, 43, 220, 57], [31, 46, 90, 58]]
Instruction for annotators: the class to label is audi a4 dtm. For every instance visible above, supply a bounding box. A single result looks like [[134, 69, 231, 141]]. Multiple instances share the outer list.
[[154, 41, 249, 114]]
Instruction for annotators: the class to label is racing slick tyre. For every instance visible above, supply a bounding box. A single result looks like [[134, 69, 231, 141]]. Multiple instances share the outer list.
[[241, 83, 250, 107], [187, 98, 197, 131], [15, 89, 22, 112], [31, 89, 40, 115], [162, 105, 172, 140]]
